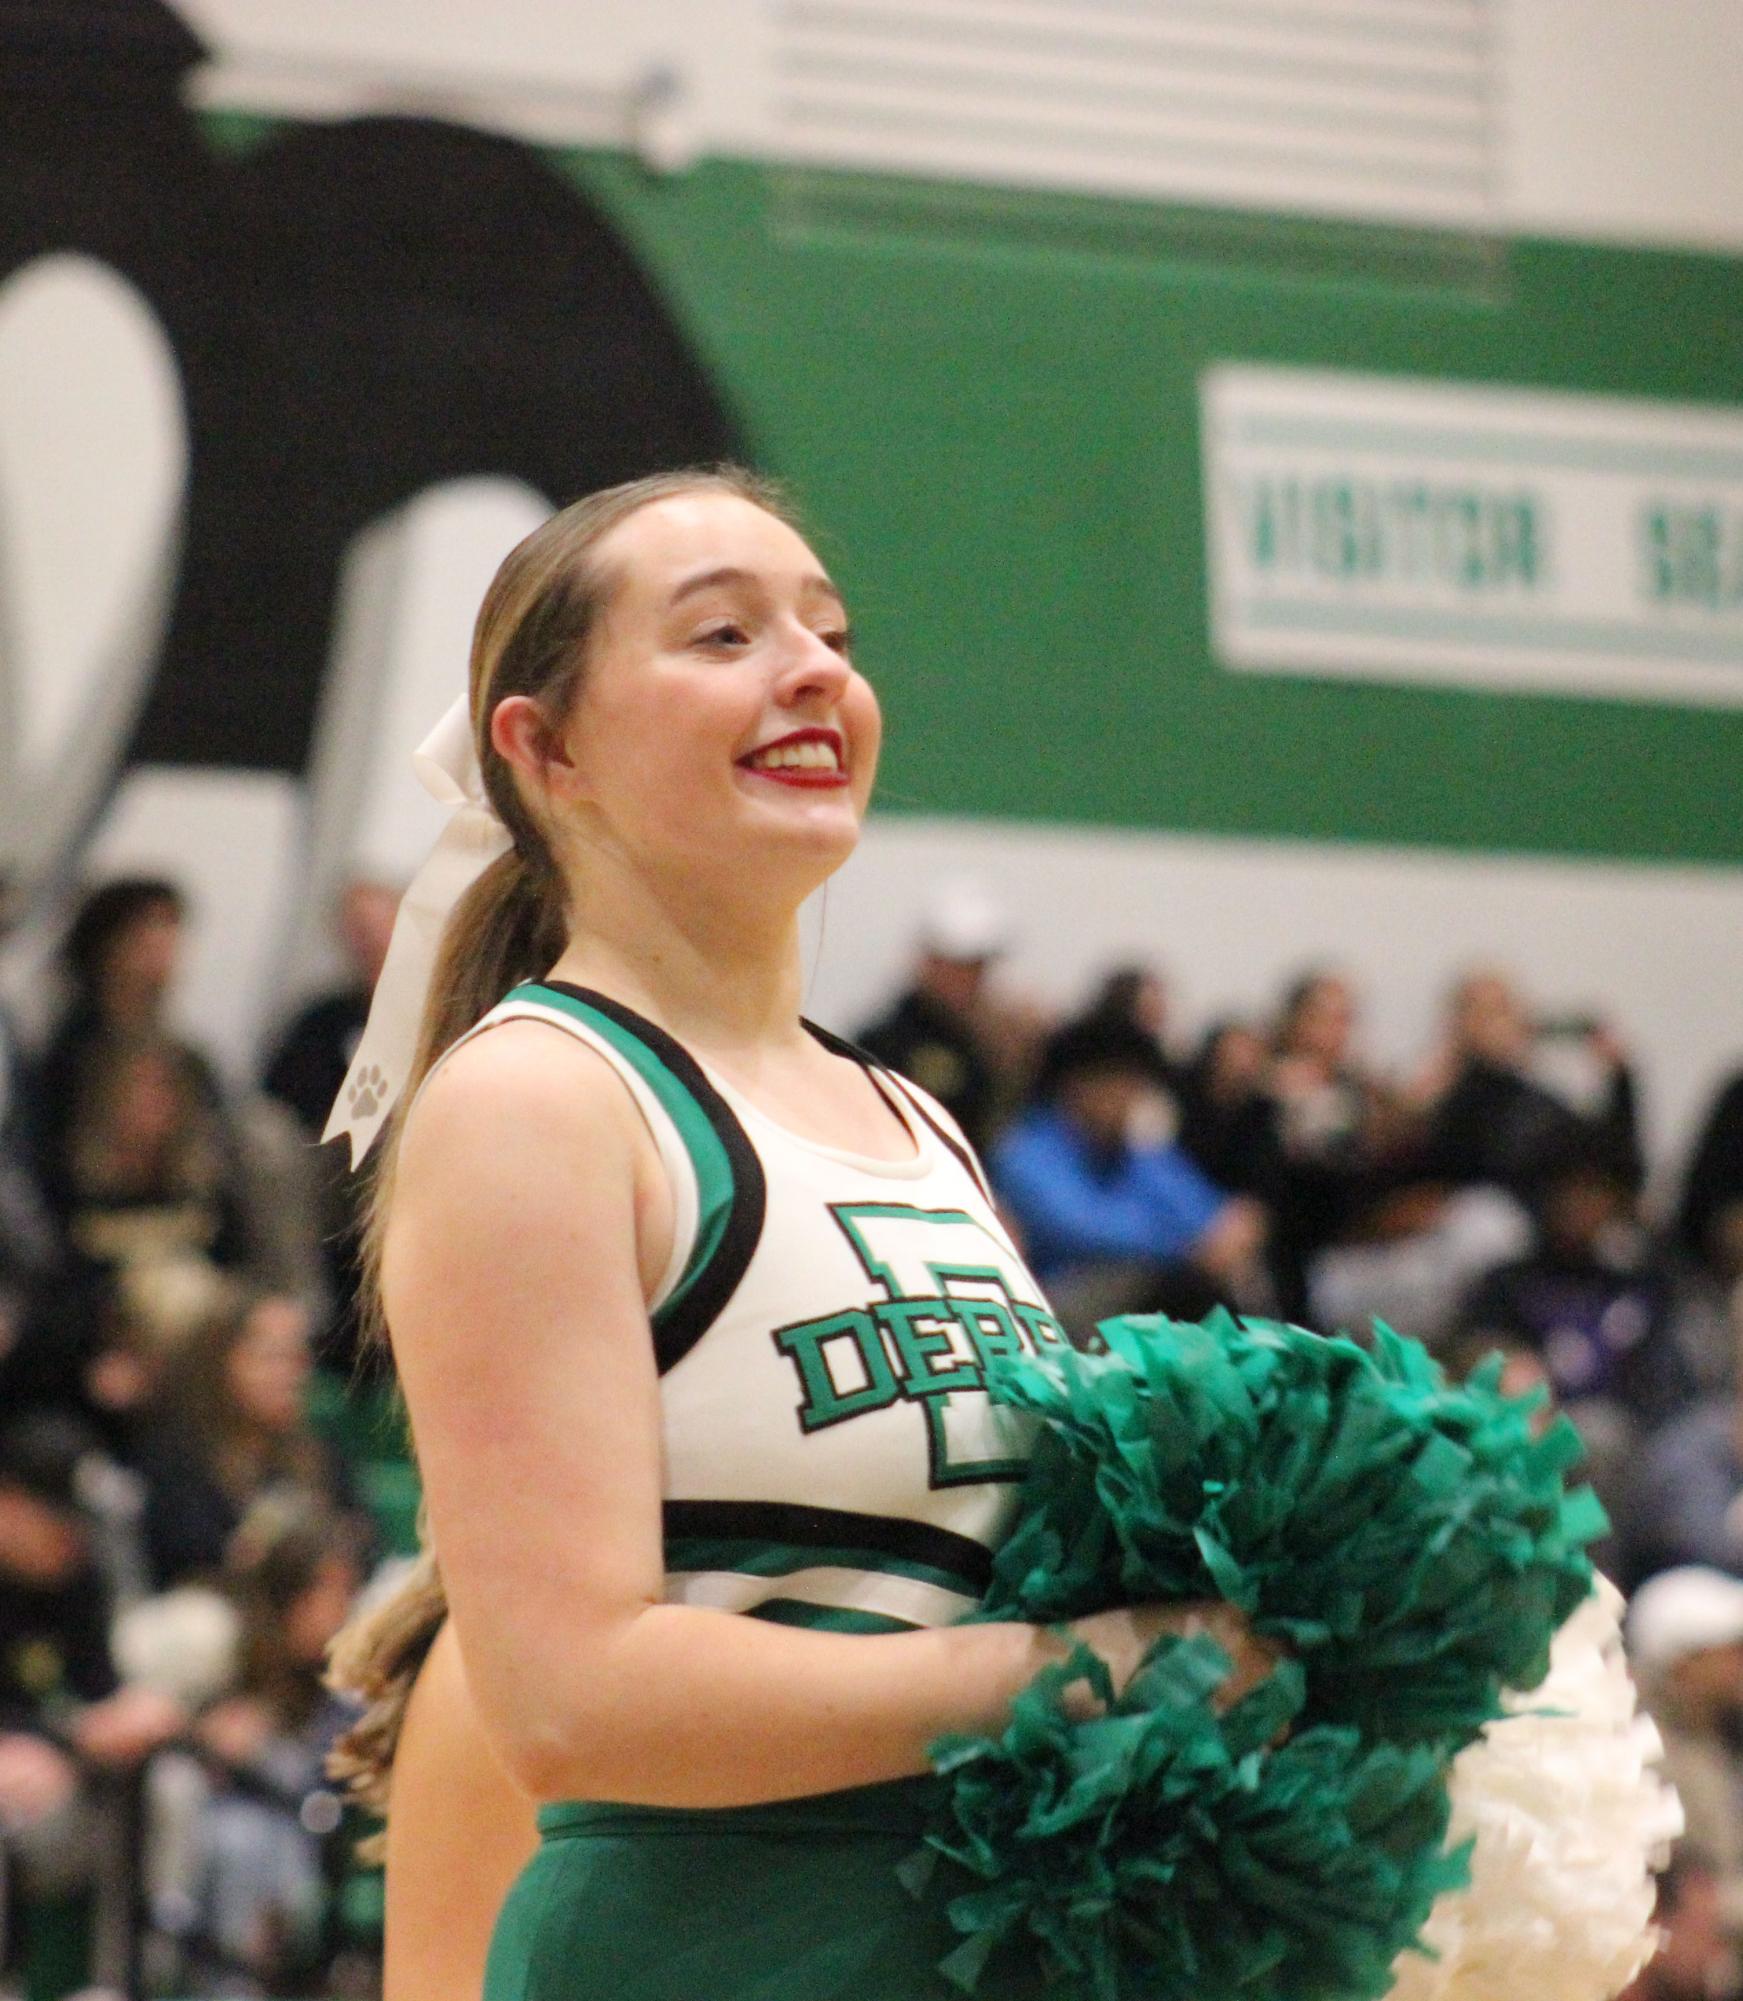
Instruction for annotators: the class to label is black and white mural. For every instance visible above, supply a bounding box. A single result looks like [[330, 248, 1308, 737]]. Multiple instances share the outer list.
[[0, 0, 738, 1065]]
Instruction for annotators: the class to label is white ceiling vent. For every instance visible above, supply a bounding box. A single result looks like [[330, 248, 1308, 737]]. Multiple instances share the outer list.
[[763, 0, 1498, 231]]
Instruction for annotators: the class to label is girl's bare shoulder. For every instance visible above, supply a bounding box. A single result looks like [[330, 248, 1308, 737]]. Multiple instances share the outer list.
[[397, 1016, 646, 1188]]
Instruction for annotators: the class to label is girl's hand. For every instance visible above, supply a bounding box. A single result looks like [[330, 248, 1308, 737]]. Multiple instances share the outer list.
[[1065, 1601, 1283, 1713]]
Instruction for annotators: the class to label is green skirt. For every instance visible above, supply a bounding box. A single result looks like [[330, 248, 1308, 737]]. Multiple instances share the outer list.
[[482, 1775, 1048, 2001]]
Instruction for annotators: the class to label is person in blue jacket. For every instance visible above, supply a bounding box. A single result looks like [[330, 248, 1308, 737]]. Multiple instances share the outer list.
[[991, 1013, 1268, 1338]]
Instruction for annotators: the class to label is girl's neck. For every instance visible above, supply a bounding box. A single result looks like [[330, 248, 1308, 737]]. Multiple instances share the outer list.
[[547, 865, 810, 1057]]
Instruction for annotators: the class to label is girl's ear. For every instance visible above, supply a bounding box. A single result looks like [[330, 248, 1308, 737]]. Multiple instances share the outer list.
[[490, 694, 584, 812], [489, 694, 552, 781]]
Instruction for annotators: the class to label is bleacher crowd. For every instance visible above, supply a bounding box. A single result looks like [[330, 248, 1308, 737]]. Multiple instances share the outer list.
[[2, 872, 1740, 1998]]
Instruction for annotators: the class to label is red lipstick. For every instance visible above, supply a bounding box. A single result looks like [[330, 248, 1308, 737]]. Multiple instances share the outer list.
[[736, 726, 849, 788]]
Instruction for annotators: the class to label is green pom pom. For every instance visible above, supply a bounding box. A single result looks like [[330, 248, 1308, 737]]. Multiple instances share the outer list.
[[924, 1636, 1468, 2001], [917, 1312, 1600, 1995], [979, 1311, 1601, 1750]]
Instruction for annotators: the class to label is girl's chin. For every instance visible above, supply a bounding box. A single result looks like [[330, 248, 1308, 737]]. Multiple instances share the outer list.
[[735, 784, 865, 838], [712, 806, 863, 882]]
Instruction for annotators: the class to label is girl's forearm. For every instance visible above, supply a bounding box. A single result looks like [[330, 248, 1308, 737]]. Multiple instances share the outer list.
[[476, 1598, 1261, 1809], [480, 1603, 1069, 1808]]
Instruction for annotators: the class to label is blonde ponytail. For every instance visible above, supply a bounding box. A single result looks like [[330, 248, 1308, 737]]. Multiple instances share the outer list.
[[325, 1550, 449, 1864]]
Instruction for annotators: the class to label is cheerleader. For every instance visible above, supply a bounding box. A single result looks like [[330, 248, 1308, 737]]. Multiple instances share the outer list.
[[327, 469, 1272, 2000]]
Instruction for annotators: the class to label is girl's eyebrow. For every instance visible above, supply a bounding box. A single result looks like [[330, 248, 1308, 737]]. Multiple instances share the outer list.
[[668, 565, 844, 609]]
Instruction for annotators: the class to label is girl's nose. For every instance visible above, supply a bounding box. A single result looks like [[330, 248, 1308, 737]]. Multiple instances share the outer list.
[[775, 626, 851, 705]]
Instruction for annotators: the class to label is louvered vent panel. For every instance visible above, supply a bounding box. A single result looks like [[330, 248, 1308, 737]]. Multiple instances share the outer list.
[[764, 0, 1497, 231]]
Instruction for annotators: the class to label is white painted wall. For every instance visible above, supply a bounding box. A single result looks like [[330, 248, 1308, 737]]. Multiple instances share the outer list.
[[175, 0, 1743, 254], [1501, 0, 1743, 253]]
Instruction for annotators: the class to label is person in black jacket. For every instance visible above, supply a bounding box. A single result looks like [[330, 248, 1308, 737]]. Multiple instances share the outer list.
[[262, 878, 400, 1372], [33, 879, 214, 1197], [1678, 1069, 1743, 1281], [1459, 1128, 1690, 1426], [137, 1288, 366, 1591], [1456, 1123, 1689, 1581], [0, 878, 57, 1293], [0, 1411, 183, 1929], [261, 881, 399, 1138], [856, 885, 1011, 1154], [1410, 969, 1641, 1198]]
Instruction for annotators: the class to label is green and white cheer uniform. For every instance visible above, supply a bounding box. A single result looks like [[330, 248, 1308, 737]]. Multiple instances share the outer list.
[[468, 981, 1063, 2001]]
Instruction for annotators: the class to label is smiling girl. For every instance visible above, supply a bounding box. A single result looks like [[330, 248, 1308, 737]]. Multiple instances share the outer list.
[[350, 469, 1267, 1999]]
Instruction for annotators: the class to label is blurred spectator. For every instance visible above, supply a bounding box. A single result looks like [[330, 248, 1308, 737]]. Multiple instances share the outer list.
[[1078, 965, 1182, 1118], [0, 1411, 184, 1927], [1618, 1850, 1742, 2001], [48, 1031, 250, 1292], [150, 1496, 364, 1994], [1679, 1069, 1743, 1282], [1456, 1125, 1693, 1570], [858, 882, 1026, 1154], [990, 1012, 1267, 1341], [0, 1262, 119, 1434], [262, 879, 400, 1373], [0, 876, 58, 1299], [33, 877, 212, 1189], [1662, 1242, 1743, 1409], [1176, 1017, 1273, 1192], [1629, 1570, 1743, 1936], [138, 1288, 364, 1591], [1632, 1375, 1743, 1586], [1406, 968, 1642, 1197], [1309, 969, 1643, 1345], [1082, 964, 1170, 1046], [1456, 1129, 1681, 1417], [31, 879, 327, 1339], [1665, 1071, 1743, 1399], [1269, 972, 1367, 1146], [0, 1266, 166, 1612], [1252, 970, 1402, 1318], [0, 1259, 231, 1458], [262, 880, 398, 1139], [1031, 995, 1176, 1108]]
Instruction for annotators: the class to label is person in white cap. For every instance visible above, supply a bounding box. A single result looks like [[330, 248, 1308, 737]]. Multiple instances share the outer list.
[[853, 880, 1009, 1153], [1630, 1566, 1743, 1928]]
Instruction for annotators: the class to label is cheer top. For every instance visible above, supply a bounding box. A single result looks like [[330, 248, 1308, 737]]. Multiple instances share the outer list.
[[452, 980, 1067, 1635]]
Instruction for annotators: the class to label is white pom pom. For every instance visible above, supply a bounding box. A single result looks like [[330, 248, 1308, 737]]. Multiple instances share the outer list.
[[1388, 1578, 1684, 2001]]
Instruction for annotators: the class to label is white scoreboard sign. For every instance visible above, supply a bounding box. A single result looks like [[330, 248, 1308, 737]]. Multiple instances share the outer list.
[[1202, 364, 1743, 708]]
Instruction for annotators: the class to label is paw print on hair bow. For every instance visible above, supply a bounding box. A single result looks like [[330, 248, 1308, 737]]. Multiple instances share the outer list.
[[347, 1063, 389, 1121]]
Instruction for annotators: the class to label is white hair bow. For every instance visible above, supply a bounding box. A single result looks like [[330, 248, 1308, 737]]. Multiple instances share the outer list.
[[323, 696, 513, 1166]]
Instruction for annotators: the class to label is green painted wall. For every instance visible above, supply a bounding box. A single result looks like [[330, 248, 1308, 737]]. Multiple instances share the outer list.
[[556, 152, 1743, 868]]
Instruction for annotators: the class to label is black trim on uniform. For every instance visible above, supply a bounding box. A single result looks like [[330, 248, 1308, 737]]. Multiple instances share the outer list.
[[832, 1038, 995, 1206], [534, 981, 767, 1377], [803, 1015, 998, 1200], [898, 1084, 995, 1205], [801, 1017, 921, 1149], [662, 1497, 995, 1592]]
